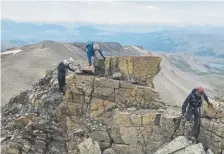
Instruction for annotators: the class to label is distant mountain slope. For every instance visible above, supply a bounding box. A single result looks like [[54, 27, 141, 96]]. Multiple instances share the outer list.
[[123, 45, 152, 55], [1, 40, 39, 51], [1, 41, 86, 106], [153, 52, 224, 106], [2, 19, 224, 58], [139, 31, 224, 58], [1, 41, 142, 106], [72, 42, 143, 56]]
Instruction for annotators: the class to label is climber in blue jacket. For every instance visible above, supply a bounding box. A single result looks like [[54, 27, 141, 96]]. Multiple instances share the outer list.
[[86, 41, 105, 66]]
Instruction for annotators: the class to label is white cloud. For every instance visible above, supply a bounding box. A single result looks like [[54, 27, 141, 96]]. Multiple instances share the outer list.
[[1, 1, 224, 26], [146, 5, 162, 10]]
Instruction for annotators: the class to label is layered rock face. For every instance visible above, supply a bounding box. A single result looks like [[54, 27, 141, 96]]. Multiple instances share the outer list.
[[104, 56, 161, 87], [1, 56, 223, 154], [93, 56, 161, 87], [63, 74, 168, 154]]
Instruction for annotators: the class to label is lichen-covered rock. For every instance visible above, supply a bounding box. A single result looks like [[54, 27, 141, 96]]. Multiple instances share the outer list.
[[202, 97, 224, 119], [103, 148, 117, 154], [176, 143, 205, 154], [110, 109, 181, 153], [90, 131, 111, 151], [154, 136, 206, 154], [90, 98, 116, 118], [111, 144, 145, 154], [153, 136, 192, 154], [104, 56, 161, 87], [65, 74, 163, 112], [78, 138, 101, 154], [112, 72, 122, 80], [1, 143, 21, 154], [198, 119, 224, 154], [1, 69, 67, 154]]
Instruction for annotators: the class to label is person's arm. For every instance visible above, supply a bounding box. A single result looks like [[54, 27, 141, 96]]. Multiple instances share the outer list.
[[203, 93, 209, 103], [204, 93, 212, 106], [87, 46, 93, 65], [182, 93, 192, 115], [98, 49, 105, 60], [66, 64, 75, 72]]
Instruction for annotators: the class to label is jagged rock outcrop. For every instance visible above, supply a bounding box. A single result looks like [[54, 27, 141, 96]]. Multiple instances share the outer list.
[[104, 56, 161, 87], [154, 136, 206, 154], [61, 72, 167, 154], [1, 69, 68, 154], [1, 56, 223, 154]]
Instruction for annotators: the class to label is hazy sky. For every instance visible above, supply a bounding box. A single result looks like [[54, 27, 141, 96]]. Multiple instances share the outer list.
[[1, 1, 224, 26]]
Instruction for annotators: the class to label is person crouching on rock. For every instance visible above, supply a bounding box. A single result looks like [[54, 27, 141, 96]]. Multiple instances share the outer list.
[[182, 86, 213, 142], [86, 41, 105, 72], [57, 59, 75, 95]]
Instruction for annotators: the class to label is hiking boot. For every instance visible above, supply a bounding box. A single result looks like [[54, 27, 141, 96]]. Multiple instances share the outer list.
[[189, 136, 197, 143], [59, 87, 63, 93]]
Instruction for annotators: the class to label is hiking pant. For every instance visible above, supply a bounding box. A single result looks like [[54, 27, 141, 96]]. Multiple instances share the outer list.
[[186, 106, 201, 139], [58, 72, 66, 93], [87, 53, 98, 72]]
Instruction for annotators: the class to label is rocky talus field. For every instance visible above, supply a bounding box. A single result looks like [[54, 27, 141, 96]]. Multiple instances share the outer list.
[[1, 56, 224, 154]]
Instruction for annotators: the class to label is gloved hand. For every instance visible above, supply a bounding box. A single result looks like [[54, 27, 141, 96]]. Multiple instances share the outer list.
[[103, 56, 106, 61], [208, 102, 213, 108], [89, 62, 92, 66]]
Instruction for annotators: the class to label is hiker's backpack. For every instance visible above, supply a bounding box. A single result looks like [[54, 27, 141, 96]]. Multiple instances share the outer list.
[[85, 41, 94, 53]]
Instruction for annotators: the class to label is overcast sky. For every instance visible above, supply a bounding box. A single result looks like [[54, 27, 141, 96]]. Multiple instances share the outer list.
[[1, 1, 224, 26]]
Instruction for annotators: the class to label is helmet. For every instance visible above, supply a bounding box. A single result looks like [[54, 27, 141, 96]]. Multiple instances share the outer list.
[[198, 86, 205, 95], [93, 43, 100, 50], [63, 60, 68, 65]]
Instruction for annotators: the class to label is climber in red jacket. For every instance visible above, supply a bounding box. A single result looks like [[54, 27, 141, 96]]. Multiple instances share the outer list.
[[182, 86, 213, 142]]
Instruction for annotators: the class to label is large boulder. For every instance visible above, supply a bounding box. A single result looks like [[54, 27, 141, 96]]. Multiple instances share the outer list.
[[103, 56, 161, 87], [103, 148, 117, 154], [154, 136, 207, 154], [78, 138, 101, 154], [110, 108, 183, 153]]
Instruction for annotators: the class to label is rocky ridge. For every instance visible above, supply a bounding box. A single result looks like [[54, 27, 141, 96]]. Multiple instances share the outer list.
[[1, 56, 224, 154], [1, 41, 146, 106]]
